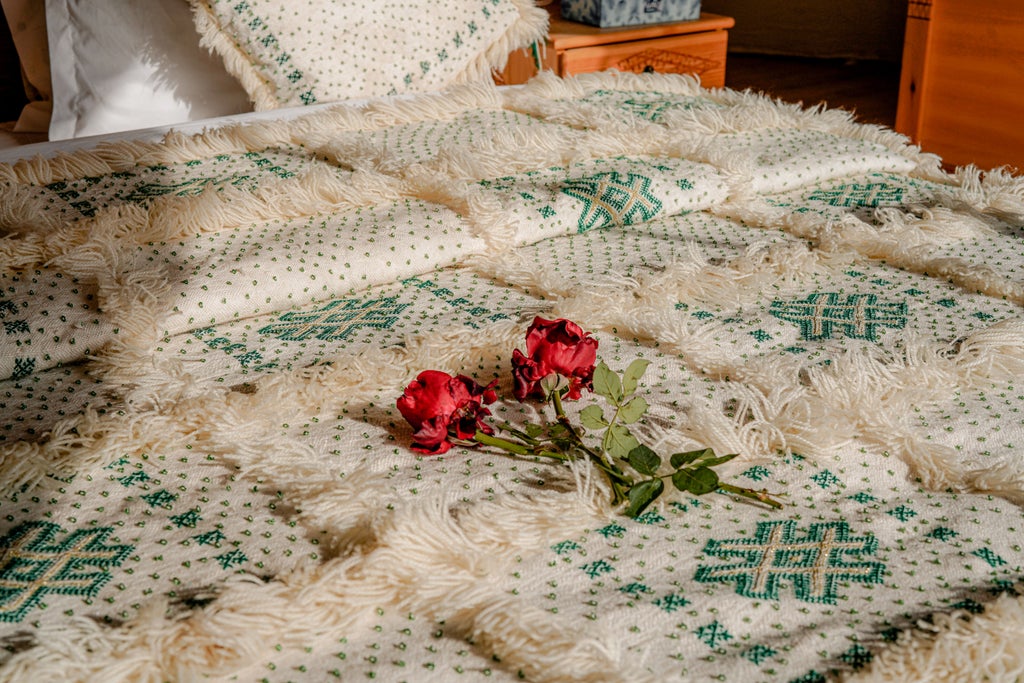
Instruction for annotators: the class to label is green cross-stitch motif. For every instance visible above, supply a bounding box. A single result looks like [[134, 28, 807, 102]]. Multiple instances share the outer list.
[[170, 510, 202, 528], [769, 292, 907, 342], [581, 559, 614, 578], [0, 521, 133, 622], [586, 90, 710, 122], [3, 320, 28, 335], [597, 523, 626, 538], [215, 550, 248, 570], [258, 296, 411, 341], [840, 644, 873, 669], [971, 547, 1006, 568], [10, 357, 35, 381], [194, 530, 225, 547], [743, 644, 777, 665], [926, 526, 958, 541], [806, 182, 905, 207], [695, 520, 886, 604], [742, 465, 772, 482], [118, 470, 150, 487], [228, 2, 314, 104], [653, 593, 689, 612], [694, 620, 732, 648], [141, 490, 178, 509], [618, 582, 651, 597], [848, 492, 877, 505], [551, 540, 579, 555], [887, 505, 916, 522], [635, 509, 665, 525], [560, 171, 663, 233], [620, 97, 680, 122], [810, 470, 841, 489], [121, 174, 252, 203]]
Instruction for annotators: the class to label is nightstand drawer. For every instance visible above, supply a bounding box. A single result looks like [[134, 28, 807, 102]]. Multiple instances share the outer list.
[[560, 31, 728, 87], [497, 8, 734, 88]]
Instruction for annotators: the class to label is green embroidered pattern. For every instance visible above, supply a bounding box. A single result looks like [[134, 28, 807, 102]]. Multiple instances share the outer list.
[[258, 296, 411, 341], [9, 357, 35, 381], [806, 182, 905, 207], [0, 521, 133, 622], [121, 175, 252, 203], [560, 171, 663, 233], [583, 89, 713, 122], [695, 520, 886, 604], [769, 292, 907, 341], [228, 0, 316, 105], [694, 620, 732, 648], [402, 277, 510, 328], [744, 644, 777, 665]]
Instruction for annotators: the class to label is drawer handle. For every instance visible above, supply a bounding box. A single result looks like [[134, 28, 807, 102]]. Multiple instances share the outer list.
[[642, 65, 655, 74]]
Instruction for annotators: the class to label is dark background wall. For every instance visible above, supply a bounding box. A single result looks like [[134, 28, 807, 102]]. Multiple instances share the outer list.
[[701, 0, 909, 62]]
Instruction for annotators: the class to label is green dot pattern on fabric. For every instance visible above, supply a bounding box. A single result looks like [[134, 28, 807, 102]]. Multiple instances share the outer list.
[[0, 72, 1022, 682], [195, 0, 544, 107]]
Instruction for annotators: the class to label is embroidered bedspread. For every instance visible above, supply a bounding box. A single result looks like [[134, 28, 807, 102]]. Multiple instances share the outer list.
[[0, 72, 1022, 682]]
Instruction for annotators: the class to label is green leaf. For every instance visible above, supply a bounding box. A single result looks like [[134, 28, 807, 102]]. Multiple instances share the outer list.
[[548, 423, 568, 438], [669, 448, 713, 469], [699, 453, 739, 468], [617, 396, 648, 424], [627, 444, 661, 476], [603, 423, 640, 459], [624, 478, 664, 518], [592, 361, 623, 403], [621, 359, 650, 395], [579, 404, 608, 430], [523, 423, 544, 438], [671, 466, 720, 495]]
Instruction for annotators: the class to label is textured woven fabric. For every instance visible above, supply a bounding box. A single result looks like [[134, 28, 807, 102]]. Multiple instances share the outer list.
[[0, 73, 1022, 682], [190, 0, 548, 109]]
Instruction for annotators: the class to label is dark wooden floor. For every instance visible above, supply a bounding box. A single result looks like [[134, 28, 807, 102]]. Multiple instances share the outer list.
[[723, 53, 902, 128]]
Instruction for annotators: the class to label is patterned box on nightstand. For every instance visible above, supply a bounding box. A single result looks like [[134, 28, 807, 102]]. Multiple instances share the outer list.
[[560, 0, 701, 27]]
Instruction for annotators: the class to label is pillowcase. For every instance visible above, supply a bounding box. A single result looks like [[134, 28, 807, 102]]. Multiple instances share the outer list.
[[1, 0, 52, 133], [189, 0, 549, 110], [46, 0, 253, 140]]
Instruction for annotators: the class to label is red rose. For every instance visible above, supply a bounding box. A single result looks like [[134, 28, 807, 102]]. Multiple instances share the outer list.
[[396, 370, 497, 454], [512, 317, 598, 401]]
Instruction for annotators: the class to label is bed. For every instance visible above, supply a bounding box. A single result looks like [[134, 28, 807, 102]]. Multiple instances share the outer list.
[[1, 2, 1023, 682]]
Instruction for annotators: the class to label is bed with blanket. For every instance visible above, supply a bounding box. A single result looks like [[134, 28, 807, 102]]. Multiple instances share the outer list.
[[1, 2, 1023, 683]]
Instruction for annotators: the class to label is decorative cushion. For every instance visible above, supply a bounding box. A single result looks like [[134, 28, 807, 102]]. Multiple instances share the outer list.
[[188, 0, 548, 110], [45, 0, 252, 140]]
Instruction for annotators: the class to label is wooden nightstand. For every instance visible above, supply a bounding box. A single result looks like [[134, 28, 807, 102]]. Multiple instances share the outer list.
[[498, 3, 734, 87]]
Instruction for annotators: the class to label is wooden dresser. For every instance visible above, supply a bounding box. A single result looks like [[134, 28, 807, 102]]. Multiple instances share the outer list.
[[499, 3, 734, 88], [895, 0, 1024, 170]]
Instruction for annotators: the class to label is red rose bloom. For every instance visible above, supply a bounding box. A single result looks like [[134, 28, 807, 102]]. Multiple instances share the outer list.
[[396, 370, 497, 454], [511, 317, 598, 401]]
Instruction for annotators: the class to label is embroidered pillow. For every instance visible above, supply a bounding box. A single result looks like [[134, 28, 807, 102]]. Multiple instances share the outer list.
[[189, 0, 548, 110]]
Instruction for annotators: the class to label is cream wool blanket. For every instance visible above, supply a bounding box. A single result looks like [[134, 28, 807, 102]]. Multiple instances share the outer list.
[[0, 72, 1022, 682]]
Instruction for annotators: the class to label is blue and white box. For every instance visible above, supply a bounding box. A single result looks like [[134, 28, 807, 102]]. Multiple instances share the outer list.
[[560, 0, 702, 28]]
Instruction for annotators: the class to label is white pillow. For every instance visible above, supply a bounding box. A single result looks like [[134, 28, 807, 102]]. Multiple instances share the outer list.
[[189, 0, 548, 110], [46, 0, 253, 140]]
